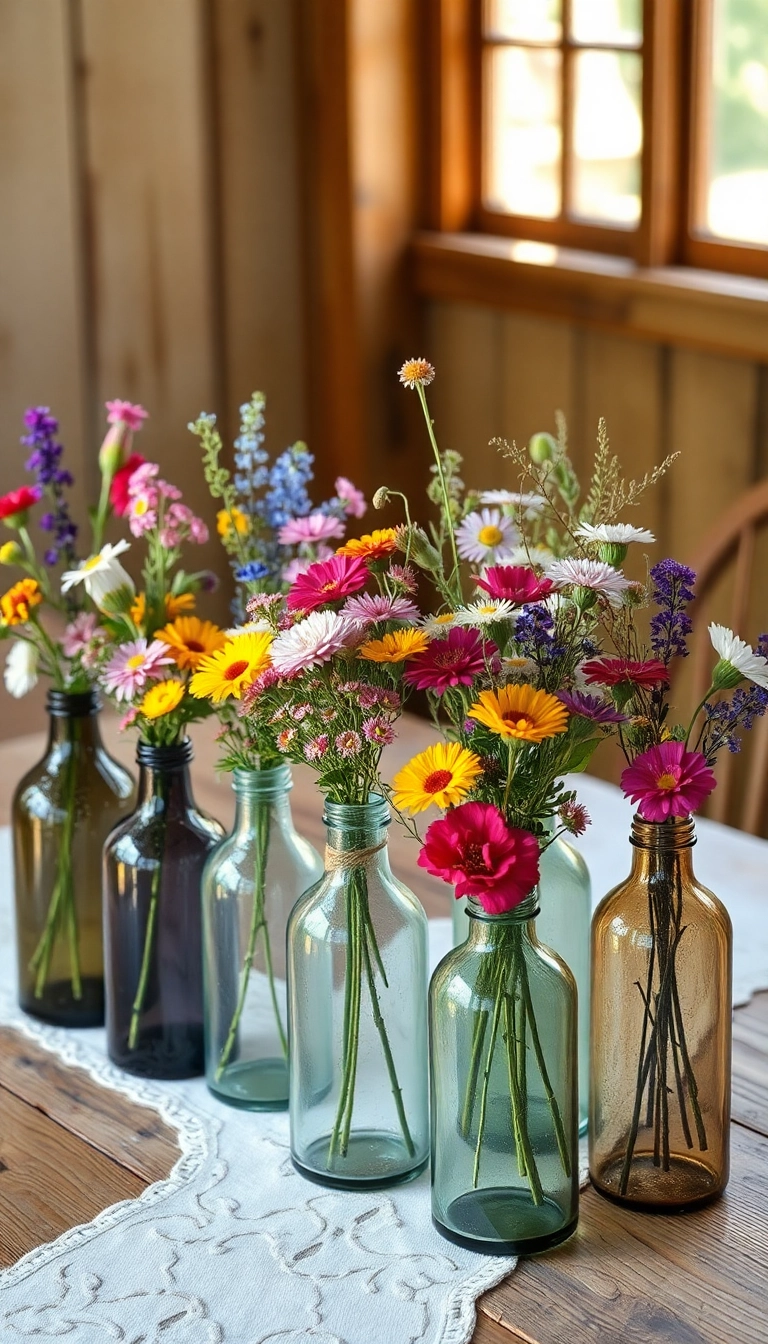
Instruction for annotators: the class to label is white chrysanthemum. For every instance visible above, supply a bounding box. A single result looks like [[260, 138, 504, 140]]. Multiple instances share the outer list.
[[479, 490, 547, 516], [271, 610, 361, 676], [576, 522, 655, 545], [225, 619, 272, 637], [456, 599, 517, 626], [548, 557, 630, 606], [61, 540, 135, 607], [505, 544, 555, 570], [420, 610, 459, 637], [4, 639, 39, 698], [709, 623, 768, 689], [501, 655, 538, 685], [455, 508, 518, 564]]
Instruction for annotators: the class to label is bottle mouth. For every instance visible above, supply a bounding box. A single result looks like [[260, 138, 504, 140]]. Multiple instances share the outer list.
[[47, 688, 100, 718], [466, 891, 540, 923], [232, 763, 292, 796], [630, 813, 696, 851], [137, 737, 194, 769], [323, 793, 390, 830]]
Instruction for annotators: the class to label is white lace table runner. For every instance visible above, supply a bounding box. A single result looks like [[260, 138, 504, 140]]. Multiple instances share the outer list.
[[1, 781, 767, 1344]]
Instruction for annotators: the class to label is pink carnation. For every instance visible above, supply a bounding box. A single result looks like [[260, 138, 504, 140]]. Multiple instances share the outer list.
[[61, 612, 101, 658], [474, 565, 554, 604], [335, 476, 367, 518], [418, 802, 540, 914], [106, 400, 148, 432], [287, 554, 369, 612], [278, 513, 345, 545], [405, 627, 497, 695], [621, 741, 716, 822]]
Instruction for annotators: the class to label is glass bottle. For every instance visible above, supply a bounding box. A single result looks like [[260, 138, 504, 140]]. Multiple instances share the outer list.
[[202, 765, 323, 1110], [103, 738, 224, 1079], [13, 689, 135, 1027], [288, 794, 430, 1189], [432, 893, 579, 1255], [453, 825, 591, 1133], [590, 815, 732, 1210]]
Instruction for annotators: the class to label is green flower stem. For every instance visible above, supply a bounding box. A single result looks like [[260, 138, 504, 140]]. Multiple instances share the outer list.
[[503, 985, 543, 1203], [360, 915, 415, 1158], [472, 958, 505, 1190], [416, 383, 461, 602], [519, 952, 571, 1179], [91, 472, 113, 556], [460, 1008, 488, 1138], [128, 776, 167, 1050], [29, 724, 82, 999]]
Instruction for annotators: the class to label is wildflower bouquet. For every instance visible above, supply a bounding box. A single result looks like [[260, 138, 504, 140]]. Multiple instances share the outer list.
[[587, 558, 768, 1195], [1, 401, 149, 1005]]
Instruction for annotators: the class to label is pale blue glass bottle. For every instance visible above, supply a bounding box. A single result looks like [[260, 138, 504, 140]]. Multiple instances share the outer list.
[[202, 765, 323, 1110], [452, 826, 590, 1132]]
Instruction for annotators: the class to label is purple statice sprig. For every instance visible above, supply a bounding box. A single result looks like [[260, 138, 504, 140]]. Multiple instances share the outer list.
[[649, 559, 695, 664], [21, 407, 78, 568], [513, 603, 567, 669]]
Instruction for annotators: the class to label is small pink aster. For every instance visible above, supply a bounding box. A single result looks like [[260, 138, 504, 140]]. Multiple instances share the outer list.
[[362, 716, 395, 746], [61, 612, 101, 659], [336, 729, 362, 757], [621, 742, 716, 822], [335, 476, 367, 518], [287, 554, 369, 612], [387, 564, 418, 595], [558, 800, 591, 837], [304, 734, 330, 762], [342, 592, 420, 624], [278, 513, 346, 546], [103, 638, 174, 702], [106, 400, 149, 432], [277, 727, 297, 752]]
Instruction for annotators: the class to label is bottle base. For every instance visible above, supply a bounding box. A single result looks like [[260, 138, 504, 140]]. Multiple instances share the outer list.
[[19, 976, 105, 1028], [108, 1023, 204, 1080], [590, 1151, 725, 1212], [292, 1130, 428, 1191], [207, 1057, 289, 1111], [433, 1188, 578, 1256]]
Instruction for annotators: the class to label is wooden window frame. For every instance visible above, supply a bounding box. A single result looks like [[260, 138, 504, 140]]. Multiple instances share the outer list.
[[423, 0, 768, 281]]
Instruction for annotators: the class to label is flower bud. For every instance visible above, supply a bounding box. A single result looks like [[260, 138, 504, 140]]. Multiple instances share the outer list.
[[403, 525, 443, 571], [98, 422, 129, 477], [598, 542, 628, 566], [372, 486, 391, 510], [528, 431, 556, 464], [711, 657, 742, 691], [0, 540, 23, 565], [572, 585, 597, 612]]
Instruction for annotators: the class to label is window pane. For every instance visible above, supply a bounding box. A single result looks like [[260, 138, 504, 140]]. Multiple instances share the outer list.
[[571, 50, 642, 223], [485, 46, 562, 217], [702, 0, 768, 245], [570, 0, 642, 46], [485, 0, 561, 42]]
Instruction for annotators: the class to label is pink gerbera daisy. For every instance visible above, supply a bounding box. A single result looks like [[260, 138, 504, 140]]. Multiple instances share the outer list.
[[286, 554, 369, 612], [405, 627, 497, 695], [278, 512, 346, 545], [103, 638, 175, 702], [418, 802, 540, 914], [474, 565, 554, 604], [621, 741, 716, 822]]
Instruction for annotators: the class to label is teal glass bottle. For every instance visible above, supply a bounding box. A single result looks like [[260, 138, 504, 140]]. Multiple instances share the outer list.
[[432, 893, 579, 1255], [287, 795, 430, 1189], [452, 826, 590, 1132], [202, 765, 323, 1110]]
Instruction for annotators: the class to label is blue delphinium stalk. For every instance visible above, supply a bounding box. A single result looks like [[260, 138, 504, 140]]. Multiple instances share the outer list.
[[258, 443, 315, 530], [233, 395, 269, 507], [649, 559, 695, 663], [21, 407, 78, 568]]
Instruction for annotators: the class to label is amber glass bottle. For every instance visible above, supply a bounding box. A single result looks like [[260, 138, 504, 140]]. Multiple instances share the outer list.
[[13, 690, 135, 1027], [590, 815, 732, 1210]]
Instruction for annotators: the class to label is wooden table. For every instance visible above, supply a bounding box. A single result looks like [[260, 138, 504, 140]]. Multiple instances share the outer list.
[[1, 715, 767, 1342]]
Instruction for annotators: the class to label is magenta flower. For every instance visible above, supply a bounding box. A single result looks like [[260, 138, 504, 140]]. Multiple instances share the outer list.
[[282, 545, 333, 585], [335, 476, 367, 518], [557, 689, 627, 724], [418, 802, 540, 914], [362, 715, 396, 745], [621, 741, 717, 821], [278, 512, 346, 545], [287, 554, 369, 612], [405, 627, 497, 695], [335, 729, 362, 757], [103, 638, 174, 702], [474, 565, 554, 604], [106, 400, 148, 432]]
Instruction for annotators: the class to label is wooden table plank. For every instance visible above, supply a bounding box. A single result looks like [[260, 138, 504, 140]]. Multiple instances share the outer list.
[[0, 1028, 179, 1185], [732, 991, 768, 1137], [0, 1086, 146, 1268]]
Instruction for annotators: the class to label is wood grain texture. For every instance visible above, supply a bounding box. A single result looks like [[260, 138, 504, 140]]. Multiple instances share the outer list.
[[732, 991, 768, 1138], [426, 299, 503, 484], [0, 1028, 179, 1184], [0, 1085, 145, 1268]]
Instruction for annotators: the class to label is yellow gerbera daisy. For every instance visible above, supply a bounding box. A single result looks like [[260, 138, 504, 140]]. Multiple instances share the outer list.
[[165, 591, 196, 620], [468, 683, 569, 743], [392, 741, 483, 814], [156, 615, 227, 671], [336, 528, 398, 561], [140, 679, 185, 719], [217, 507, 250, 539], [360, 628, 430, 663], [1, 578, 42, 626], [189, 631, 273, 703]]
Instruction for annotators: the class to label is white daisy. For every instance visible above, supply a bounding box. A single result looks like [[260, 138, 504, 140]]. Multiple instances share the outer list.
[[547, 557, 630, 606], [501, 655, 538, 684], [270, 610, 361, 676], [505, 544, 555, 570], [421, 610, 460, 637], [455, 508, 519, 565], [225, 619, 272, 637], [61, 540, 135, 608], [479, 490, 547, 516], [709, 623, 768, 689], [576, 522, 655, 545], [4, 639, 38, 698], [455, 598, 517, 627]]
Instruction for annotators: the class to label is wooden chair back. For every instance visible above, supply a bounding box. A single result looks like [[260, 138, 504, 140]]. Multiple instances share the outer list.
[[684, 478, 768, 833]]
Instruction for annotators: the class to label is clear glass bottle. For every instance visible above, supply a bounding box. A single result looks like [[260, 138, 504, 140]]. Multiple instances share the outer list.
[[590, 815, 732, 1210], [288, 794, 430, 1189], [103, 738, 224, 1079], [13, 689, 135, 1027], [453, 826, 591, 1132], [432, 893, 579, 1255], [202, 765, 323, 1110]]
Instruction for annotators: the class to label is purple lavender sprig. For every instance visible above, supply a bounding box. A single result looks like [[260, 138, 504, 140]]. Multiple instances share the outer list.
[[700, 633, 768, 759], [21, 407, 78, 568], [649, 559, 695, 663]]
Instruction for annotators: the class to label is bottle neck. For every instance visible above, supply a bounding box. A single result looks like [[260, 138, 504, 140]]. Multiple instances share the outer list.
[[46, 689, 102, 750], [136, 738, 196, 813], [628, 814, 697, 883], [231, 765, 294, 832], [464, 891, 539, 944], [323, 795, 391, 871]]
